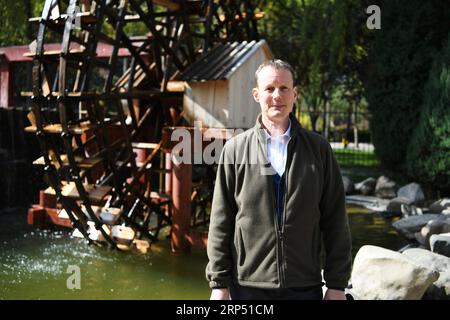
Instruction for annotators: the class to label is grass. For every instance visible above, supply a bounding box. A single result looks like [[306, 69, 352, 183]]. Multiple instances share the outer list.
[[333, 148, 380, 167]]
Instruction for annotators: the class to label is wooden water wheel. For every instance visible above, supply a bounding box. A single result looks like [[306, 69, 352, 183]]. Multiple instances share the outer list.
[[25, 0, 261, 250]]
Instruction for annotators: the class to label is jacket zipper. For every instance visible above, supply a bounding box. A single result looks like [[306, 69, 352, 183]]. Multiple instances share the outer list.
[[279, 137, 293, 288], [266, 130, 294, 288], [272, 185, 284, 288]]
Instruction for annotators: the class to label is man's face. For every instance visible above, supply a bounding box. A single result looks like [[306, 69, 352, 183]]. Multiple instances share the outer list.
[[252, 66, 297, 123]]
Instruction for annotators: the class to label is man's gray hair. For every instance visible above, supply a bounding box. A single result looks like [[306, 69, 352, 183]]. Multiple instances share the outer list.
[[254, 59, 295, 86]]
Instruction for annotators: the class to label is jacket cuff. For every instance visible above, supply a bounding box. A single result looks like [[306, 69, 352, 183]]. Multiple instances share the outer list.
[[325, 280, 348, 291], [209, 280, 230, 289], [326, 286, 345, 291]]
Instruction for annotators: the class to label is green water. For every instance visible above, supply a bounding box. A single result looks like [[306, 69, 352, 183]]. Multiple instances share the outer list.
[[346, 206, 408, 258], [0, 207, 408, 300]]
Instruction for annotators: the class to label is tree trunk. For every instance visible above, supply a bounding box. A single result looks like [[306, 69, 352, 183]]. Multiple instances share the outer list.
[[323, 100, 330, 140], [309, 110, 318, 132], [353, 103, 359, 148]]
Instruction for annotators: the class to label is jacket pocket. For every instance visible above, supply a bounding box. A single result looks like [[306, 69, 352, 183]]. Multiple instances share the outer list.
[[236, 226, 246, 267], [311, 224, 321, 271]]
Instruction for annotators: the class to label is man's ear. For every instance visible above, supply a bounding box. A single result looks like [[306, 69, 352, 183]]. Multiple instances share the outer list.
[[252, 88, 259, 102], [293, 86, 298, 99]]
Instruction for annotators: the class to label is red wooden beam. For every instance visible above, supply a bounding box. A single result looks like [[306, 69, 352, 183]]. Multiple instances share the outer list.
[[0, 58, 12, 107], [0, 42, 137, 63], [27, 205, 73, 229], [171, 160, 192, 253]]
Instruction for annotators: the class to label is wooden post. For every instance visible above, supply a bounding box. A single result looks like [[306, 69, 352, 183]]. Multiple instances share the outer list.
[[0, 58, 12, 108], [171, 157, 192, 253], [165, 151, 172, 194], [39, 190, 57, 208]]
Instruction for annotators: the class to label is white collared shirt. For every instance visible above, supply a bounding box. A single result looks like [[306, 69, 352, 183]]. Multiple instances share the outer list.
[[264, 120, 292, 176]]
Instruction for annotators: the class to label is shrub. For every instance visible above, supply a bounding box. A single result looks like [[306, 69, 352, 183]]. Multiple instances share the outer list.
[[365, 0, 450, 171], [406, 35, 450, 193]]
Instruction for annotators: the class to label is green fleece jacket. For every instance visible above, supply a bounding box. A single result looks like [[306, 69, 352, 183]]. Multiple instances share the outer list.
[[206, 114, 352, 290]]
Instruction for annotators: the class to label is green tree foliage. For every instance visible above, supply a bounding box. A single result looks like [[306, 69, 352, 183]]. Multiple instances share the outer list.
[[259, 0, 372, 131], [365, 0, 450, 171], [0, 0, 45, 46], [406, 36, 450, 192]]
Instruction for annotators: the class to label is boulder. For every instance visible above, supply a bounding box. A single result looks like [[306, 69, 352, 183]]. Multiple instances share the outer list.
[[402, 248, 450, 272], [375, 176, 398, 199], [342, 176, 355, 195], [430, 233, 450, 258], [415, 220, 450, 248], [400, 204, 423, 217], [403, 248, 450, 299], [429, 198, 450, 213], [392, 214, 448, 240], [355, 177, 377, 196], [351, 245, 439, 300], [386, 197, 413, 215], [345, 195, 389, 212], [397, 183, 425, 205]]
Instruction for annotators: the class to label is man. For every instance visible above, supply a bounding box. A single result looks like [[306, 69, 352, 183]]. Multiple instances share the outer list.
[[206, 59, 352, 300]]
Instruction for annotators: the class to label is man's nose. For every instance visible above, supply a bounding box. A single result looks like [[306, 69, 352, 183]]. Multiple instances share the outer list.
[[272, 88, 282, 99]]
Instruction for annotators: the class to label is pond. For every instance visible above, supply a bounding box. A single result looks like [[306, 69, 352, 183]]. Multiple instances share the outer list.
[[0, 206, 408, 300]]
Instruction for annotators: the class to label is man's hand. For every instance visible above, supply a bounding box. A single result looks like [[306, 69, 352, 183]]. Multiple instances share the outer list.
[[323, 288, 347, 300], [210, 288, 230, 300]]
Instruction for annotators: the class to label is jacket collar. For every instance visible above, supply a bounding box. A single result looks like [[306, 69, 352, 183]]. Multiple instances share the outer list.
[[254, 113, 302, 143]]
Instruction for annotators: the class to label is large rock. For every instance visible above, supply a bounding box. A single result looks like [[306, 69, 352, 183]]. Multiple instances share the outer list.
[[403, 248, 450, 299], [397, 183, 425, 205], [422, 271, 450, 300], [386, 197, 413, 215], [392, 214, 448, 240], [430, 233, 450, 258], [400, 204, 423, 218], [355, 177, 377, 196], [415, 220, 450, 248], [429, 198, 450, 213], [345, 195, 390, 212], [375, 176, 398, 199], [402, 248, 450, 272], [351, 245, 439, 300], [342, 176, 355, 195]]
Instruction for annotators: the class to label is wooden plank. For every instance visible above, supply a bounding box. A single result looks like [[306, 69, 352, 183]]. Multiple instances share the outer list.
[[150, 191, 172, 200], [85, 185, 113, 202], [28, 12, 99, 24], [228, 51, 259, 129], [111, 225, 135, 245], [21, 89, 181, 99], [58, 205, 121, 225], [47, 208, 73, 228], [131, 142, 159, 149], [183, 81, 229, 127], [57, 182, 113, 202], [166, 81, 185, 92], [27, 206, 73, 229], [153, 0, 180, 11], [27, 205, 47, 228], [24, 123, 91, 134], [23, 48, 86, 58], [33, 154, 103, 169]]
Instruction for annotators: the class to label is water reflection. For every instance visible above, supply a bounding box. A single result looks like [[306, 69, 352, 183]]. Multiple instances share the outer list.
[[347, 207, 408, 258]]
